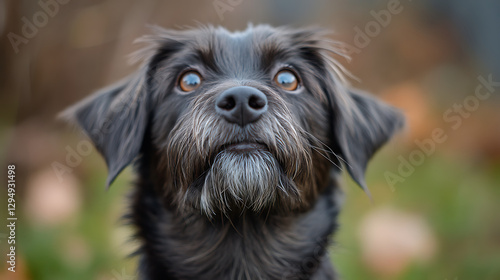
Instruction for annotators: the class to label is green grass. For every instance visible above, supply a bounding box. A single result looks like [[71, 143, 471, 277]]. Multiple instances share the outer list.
[[332, 150, 500, 280]]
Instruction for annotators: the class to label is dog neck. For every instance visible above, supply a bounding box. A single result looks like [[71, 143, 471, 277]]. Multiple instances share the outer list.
[[131, 175, 340, 280]]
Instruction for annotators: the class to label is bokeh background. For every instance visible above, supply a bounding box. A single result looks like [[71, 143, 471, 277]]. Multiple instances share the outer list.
[[1, 0, 500, 279]]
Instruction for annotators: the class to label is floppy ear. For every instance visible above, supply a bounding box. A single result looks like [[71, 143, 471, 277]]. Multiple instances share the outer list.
[[62, 71, 150, 187], [61, 27, 191, 187], [285, 27, 404, 192], [331, 89, 404, 193]]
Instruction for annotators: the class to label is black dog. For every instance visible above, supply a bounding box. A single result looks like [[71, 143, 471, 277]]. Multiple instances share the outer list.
[[64, 25, 403, 280]]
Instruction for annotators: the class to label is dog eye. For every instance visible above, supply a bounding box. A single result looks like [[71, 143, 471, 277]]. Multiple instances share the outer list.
[[179, 71, 202, 92], [274, 69, 299, 91]]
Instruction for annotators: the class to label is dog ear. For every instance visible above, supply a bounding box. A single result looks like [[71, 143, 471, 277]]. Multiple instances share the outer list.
[[330, 89, 404, 194], [61, 26, 189, 187], [62, 71, 150, 187]]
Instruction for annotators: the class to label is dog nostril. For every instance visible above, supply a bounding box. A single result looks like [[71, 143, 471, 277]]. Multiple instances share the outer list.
[[216, 86, 268, 126], [248, 95, 266, 110], [218, 96, 236, 110]]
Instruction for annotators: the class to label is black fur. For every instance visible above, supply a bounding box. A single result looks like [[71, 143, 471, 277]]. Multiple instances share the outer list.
[[64, 25, 404, 280]]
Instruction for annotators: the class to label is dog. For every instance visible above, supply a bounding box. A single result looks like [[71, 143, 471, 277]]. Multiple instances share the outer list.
[[64, 25, 404, 280]]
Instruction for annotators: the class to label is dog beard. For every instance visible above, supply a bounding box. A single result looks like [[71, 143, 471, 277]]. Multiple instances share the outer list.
[[200, 145, 300, 216], [159, 88, 318, 218]]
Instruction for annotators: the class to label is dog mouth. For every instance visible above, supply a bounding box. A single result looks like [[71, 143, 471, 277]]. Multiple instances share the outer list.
[[222, 142, 268, 153], [206, 141, 272, 168]]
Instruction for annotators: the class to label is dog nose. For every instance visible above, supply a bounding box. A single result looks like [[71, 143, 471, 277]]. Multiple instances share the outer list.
[[215, 86, 268, 127]]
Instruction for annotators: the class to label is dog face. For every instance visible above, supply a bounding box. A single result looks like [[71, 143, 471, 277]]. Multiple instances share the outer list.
[[65, 25, 403, 217]]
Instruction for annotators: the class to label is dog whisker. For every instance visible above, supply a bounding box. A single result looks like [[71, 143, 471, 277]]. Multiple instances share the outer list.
[[303, 130, 352, 170]]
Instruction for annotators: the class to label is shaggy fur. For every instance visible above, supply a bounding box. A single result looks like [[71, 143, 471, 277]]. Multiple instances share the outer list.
[[64, 25, 404, 280]]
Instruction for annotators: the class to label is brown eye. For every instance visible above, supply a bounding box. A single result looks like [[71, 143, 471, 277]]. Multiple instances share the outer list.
[[274, 69, 299, 91], [179, 71, 202, 92]]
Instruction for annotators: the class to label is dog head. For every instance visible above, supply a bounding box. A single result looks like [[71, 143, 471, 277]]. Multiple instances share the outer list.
[[64, 25, 403, 217]]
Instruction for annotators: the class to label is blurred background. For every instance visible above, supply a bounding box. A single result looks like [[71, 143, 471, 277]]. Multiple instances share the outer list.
[[1, 0, 500, 279]]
